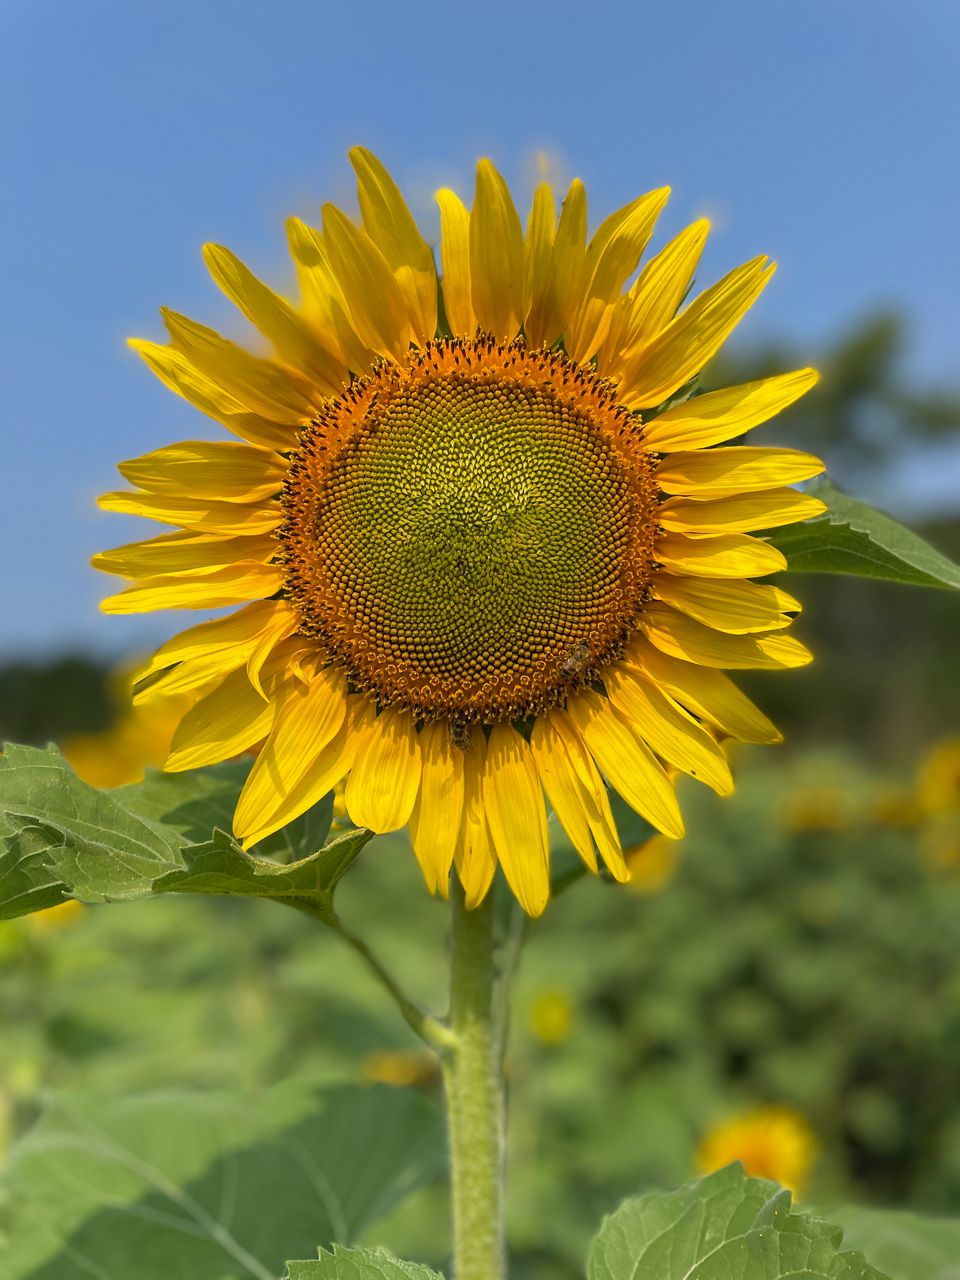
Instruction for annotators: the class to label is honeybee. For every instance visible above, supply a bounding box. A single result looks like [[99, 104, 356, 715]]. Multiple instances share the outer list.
[[448, 712, 473, 751], [559, 641, 591, 683]]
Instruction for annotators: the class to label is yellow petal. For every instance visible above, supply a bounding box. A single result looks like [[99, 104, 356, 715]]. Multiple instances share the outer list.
[[549, 178, 588, 339], [134, 648, 249, 703], [93, 530, 275, 578], [408, 721, 464, 897], [345, 707, 422, 832], [643, 368, 820, 451], [436, 189, 475, 337], [100, 562, 284, 614], [232, 666, 349, 843], [640, 603, 812, 669], [566, 187, 670, 361], [134, 601, 293, 683], [350, 147, 437, 340], [322, 204, 412, 358], [600, 219, 710, 372], [454, 734, 496, 908], [470, 159, 524, 339], [604, 666, 733, 795], [654, 576, 794, 634], [203, 244, 345, 392], [237, 694, 371, 849], [541, 710, 627, 880], [529, 715, 598, 874], [659, 488, 828, 534], [96, 490, 283, 535], [482, 722, 549, 917], [619, 257, 776, 409], [165, 668, 275, 771], [162, 310, 317, 422], [522, 183, 557, 346], [129, 340, 296, 451], [285, 217, 375, 371], [624, 636, 782, 744], [245, 606, 300, 699], [566, 689, 684, 838], [656, 446, 824, 497], [655, 532, 787, 578], [116, 440, 285, 502], [239, 691, 373, 849]]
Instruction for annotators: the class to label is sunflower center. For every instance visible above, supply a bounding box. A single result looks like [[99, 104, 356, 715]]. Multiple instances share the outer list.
[[281, 338, 660, 723]]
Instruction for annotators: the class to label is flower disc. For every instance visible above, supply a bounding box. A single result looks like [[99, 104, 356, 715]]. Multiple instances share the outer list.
[[282, 339, 660, 722]]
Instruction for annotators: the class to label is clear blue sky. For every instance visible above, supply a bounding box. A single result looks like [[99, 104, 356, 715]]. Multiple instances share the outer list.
[[1, 0, 957, 657]]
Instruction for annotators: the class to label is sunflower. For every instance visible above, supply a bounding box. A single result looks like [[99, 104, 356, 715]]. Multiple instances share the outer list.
[[696, 1105, 819, 1195], [95, 150, 823, 916]]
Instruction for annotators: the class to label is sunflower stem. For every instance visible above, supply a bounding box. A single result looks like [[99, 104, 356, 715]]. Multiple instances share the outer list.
[[443, 880, 506, 1280]]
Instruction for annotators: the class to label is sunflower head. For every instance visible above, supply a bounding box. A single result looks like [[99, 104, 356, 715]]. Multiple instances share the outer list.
[[95, 148, 824, 916], [696, 1104, 819, 1195]]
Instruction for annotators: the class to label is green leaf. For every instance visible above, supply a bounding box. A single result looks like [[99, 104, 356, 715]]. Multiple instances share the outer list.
[[0, 1082, 445, 1280], [587, 1165, 888, 1280], [832, 1205, 960, 1280], [767, 478, 960, 590], [0, 743, 183, 916], [0, 744, 367, 919], [285, 1245, 445, 1279], [152, 825, 372, 918]]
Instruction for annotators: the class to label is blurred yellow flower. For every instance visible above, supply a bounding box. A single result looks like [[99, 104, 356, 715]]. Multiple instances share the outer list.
[[361, 1048, 439, 1087], [917, 737, 960, 818], [870, 783, 921, 830], [625, 835, 680, 895], [24, 899, 86, 934], [781, 785, 855, 833], [697, 1104, 818, 1194], [528, 989, 574, 1045], [61, 669, 194, 788], [920, 814, 960, 872]]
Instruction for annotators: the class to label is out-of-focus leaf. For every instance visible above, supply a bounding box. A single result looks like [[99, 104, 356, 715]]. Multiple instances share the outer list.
[[587, 1165, 888, 1280], [285, 1246, 445, 1279], [833, 1205, 960, 1280], [768, 479, 960, 590], [0, 1083, 445, 1280]]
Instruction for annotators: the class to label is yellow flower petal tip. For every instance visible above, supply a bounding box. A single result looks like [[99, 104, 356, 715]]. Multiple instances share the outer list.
[[97, 149, 821, 914]]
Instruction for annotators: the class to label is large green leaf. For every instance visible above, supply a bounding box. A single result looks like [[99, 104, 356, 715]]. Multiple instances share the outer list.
[[767, 479, 960, 589], [833, 1205, 960, 1280], [0, 744, 368, 919], [0, 1082, 445, 1280], [587, 1166, 888, 1280], [285, 1246, 444, 1279]]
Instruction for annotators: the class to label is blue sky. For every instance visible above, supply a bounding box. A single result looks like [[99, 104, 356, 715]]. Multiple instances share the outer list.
[[1, 0, 957, 656]]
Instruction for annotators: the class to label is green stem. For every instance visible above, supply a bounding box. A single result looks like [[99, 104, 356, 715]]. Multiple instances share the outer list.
[[327, 912, 458, 1052], [442, 881, 506, 1280]]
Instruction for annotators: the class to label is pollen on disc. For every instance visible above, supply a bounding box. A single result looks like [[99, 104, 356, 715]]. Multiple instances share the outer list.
[[280, 338, 660, 723]]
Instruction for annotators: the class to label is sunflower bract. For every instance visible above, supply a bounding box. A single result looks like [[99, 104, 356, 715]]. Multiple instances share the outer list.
[[96, 147, 823, 916]]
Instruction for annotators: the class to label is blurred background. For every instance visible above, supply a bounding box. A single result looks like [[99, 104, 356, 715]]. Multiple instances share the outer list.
[[1, 1, 959, 1275]]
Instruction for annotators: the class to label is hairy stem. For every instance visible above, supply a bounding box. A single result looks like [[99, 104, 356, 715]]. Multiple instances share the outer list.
[[442, 881, 506, 1280]]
